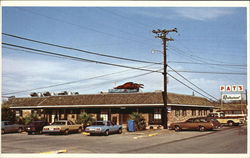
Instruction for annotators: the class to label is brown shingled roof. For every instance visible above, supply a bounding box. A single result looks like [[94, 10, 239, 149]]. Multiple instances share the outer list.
[[4, 92, 214, 107]]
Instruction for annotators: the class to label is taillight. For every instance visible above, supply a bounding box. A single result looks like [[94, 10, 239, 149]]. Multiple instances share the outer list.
[[44, 128, 49, 130], [54, 128, 60, 130]]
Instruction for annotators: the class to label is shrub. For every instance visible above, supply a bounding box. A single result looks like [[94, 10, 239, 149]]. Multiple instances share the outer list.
[[77, 112, 96, 129], [129, 112, 146, 131], [23, 113, 39, 125]]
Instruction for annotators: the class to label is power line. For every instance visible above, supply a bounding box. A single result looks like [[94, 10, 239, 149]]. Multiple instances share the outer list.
[[3, 66, 161, 95], [168, 46, 247, 72], [3, 33, 161, 65], [168, 70, 247, 75], [167, 73, 216, 101], [98, 8, 151, 29], [168, 61, 246, 67], [167, 65, 219, 101], [3, 43, 217, 101], [51, 70, 161, 93], [14, 8, 152, 46], [3, 45, 160, 95], [2, 42, 163, 74]]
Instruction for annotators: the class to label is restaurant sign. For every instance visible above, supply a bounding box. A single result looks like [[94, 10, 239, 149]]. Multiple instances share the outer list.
[[220, 85, 244, 92], [222, 94, 242, 101]]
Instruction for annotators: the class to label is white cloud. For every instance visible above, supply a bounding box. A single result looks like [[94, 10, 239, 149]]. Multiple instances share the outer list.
[[130, 8, 234, 21], [173, 8, 234, 21]]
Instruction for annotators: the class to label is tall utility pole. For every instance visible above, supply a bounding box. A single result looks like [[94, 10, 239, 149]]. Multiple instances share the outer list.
[[152, 28, 177, 129]]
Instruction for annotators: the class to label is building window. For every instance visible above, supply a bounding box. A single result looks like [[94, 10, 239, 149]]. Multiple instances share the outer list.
[[100, 114, 108, 121], [198, 110, 202, 116], [204, 110, 207, 116], [154, 108, 162, 124], [15, 110, 20, 117], [182, 110, 187, 116], [175, 110, 181, 117], [192, 110, 196, 116]]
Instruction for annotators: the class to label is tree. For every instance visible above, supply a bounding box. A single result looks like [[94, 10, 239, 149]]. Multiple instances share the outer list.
[[2, 105, 16, 122], [77, 112, 96, 129], [129, 112, 146, 131]]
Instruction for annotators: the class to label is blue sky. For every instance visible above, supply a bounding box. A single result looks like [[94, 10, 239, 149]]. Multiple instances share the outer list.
[[2, 7, 247, 100]]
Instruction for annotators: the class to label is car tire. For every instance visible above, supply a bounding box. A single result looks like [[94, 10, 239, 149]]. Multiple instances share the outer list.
[[27, 132, 32, 135], [174, 126, 181, 132], [228, 121, 234, 126], [199, 126, 205, 132], [118, 128, 122, 134], [64, 129, 69, 135], [104, 130, 109, 136], [17, 128, 23, 133], [2, 129, 5, 134], [78, 127, 82, 133]]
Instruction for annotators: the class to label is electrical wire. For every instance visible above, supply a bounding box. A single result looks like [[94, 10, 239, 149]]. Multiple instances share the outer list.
[[167, 73, 215, 101], [168, 65, 219, 101], [168, 61, 246, 67], [2, 43, 237, 101], [2, 42, 162, 73], [13, 7, 152, 45], [167, 70, 246, 75], [3, 33, 161, 65], [3, 46, 161, 95]]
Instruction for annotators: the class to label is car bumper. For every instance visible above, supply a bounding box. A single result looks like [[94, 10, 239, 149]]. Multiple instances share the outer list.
[[85, 130, 103, 134], [42, 130, 62, 134]]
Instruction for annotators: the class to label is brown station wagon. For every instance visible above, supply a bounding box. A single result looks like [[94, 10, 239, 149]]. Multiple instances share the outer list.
[[169, 117, 221, 132]]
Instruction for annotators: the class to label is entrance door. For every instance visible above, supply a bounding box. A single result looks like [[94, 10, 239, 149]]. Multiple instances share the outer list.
[[51, 110, 59, 123]]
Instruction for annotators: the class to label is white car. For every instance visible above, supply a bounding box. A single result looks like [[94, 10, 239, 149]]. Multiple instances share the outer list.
[[42, 120, 83, 135]]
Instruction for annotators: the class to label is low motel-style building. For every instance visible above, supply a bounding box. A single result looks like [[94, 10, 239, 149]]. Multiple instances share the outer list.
[[4, 91, 214, 128]]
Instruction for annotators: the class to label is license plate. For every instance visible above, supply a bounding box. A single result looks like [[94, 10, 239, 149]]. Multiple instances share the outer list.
[[49, 128, 54, 130]]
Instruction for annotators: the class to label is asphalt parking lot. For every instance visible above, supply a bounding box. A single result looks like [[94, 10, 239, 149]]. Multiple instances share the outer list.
[[1, 126, 247, 154]]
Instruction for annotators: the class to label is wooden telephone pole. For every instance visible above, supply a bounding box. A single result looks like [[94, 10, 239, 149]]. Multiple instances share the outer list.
[[152, 28, 177, 129]]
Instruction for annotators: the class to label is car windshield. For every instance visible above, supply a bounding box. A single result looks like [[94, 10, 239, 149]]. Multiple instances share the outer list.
[[52, 122, 66, 125], [186, 119, 193, 123], [92, 122, 105, 126]]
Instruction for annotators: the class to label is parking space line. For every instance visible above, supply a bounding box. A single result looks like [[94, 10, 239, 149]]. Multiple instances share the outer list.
[[82, 132, 90, 135], [40, 149, 67, 154]]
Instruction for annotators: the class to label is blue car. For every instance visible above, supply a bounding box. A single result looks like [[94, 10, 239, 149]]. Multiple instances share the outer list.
[[85, 121, 122, 136]]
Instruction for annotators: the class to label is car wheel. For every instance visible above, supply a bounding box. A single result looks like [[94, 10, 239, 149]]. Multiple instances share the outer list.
[[199, 126, 205, 132], [64, 129, 69, 135], [2, 129, 5, 134], [27, 132, 32, 135], [17, 128, 23, 133], [104, 130, 109, 136], [174, 126, 181, 132], [228, 121, 234, 126], [118, 128, 122, 134], [78, 127, 82, 133]]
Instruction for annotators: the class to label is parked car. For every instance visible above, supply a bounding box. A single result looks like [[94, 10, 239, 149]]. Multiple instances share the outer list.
[[169, 117, 221, 132], [1, 121, 25, 134], [85, 121, 122, 136], [25, 120, 49, 135], [42, 120, 83, 135]]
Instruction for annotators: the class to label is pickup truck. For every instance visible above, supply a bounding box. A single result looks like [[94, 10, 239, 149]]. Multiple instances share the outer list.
[[42, 120, 83, 135], [85, 121, 122, 136], [208, 112, 246, 126]]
